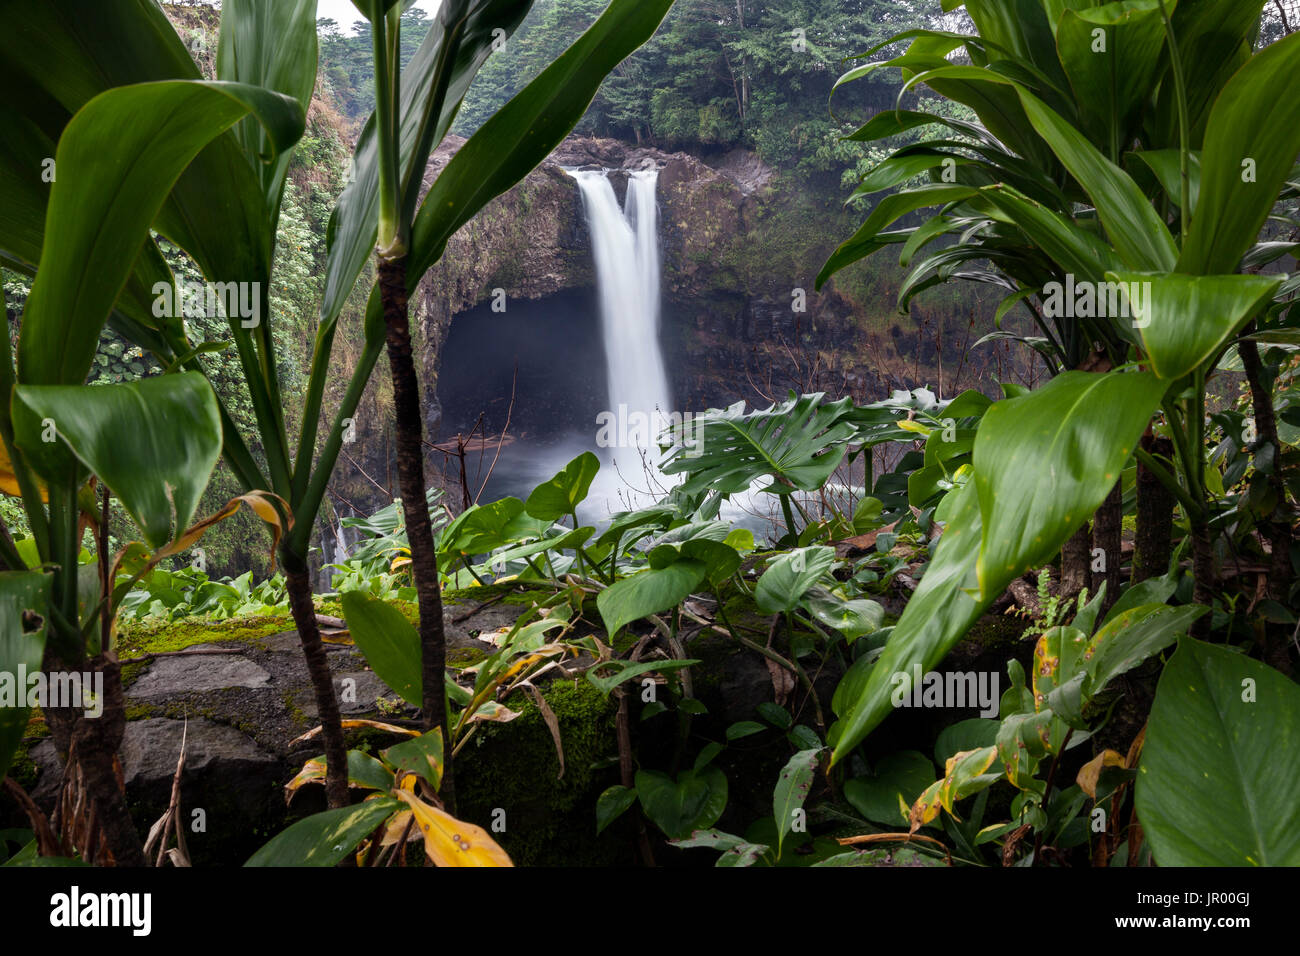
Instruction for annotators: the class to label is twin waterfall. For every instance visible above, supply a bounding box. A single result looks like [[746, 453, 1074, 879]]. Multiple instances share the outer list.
[[570, 168, 674, 498]]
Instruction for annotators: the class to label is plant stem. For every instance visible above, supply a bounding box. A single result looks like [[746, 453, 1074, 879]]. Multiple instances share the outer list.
[[284, 563, 348, 809], [377, 254, 454, 812]]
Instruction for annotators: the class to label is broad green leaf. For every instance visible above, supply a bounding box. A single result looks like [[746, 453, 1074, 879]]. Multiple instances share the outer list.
[[0, 571, 51, 783], [1152, 1, 1266, 148], [524, 452, 600, 520], [1055, 1, 1171, 152], [773, 748, 821, 855], [16, 80, 303, 386], [595, 785, 638, 835], [755, 547, 836, 614], [0, 0, 201, 331], [1178, 31, 1300, 275], [850, 148, 974, 199], [383, 729, 444, 791], [595, 507, 675, 548], [934, 718, 1000, 767], [635, 767, 728, 840], [481, 527, 594, 570], [845, 750, 936, 827], [802, 587, 885, 642], [12, 374, 222, 550], [817, 185, 978, 287], [244, 797, 402, 866], [596, 560, 706, 636], [1137, 639, 1300, 865], [726, 721, 766, 741], [406, 0, 676, 284], [974, 371, 1167, 596], [974, 184, 1120, 279], [1109, 272, 1280, 380], [346, 750, 397, 793], [340, 590, 421, 706], [1130, 149, 1201, 211], [437, 497, 547, 564], [680, 539, 742, 588], [845, 108, 994, 145]]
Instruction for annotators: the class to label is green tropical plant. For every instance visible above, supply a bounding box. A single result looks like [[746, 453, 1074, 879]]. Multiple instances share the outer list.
[[817, 0, 1300, 866], [248, 726, 512, 866]]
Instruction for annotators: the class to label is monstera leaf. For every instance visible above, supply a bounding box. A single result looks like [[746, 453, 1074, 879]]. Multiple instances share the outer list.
[[661, 393, 859, 497]]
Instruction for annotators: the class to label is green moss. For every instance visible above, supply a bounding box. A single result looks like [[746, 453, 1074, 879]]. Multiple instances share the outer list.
[[6, 748, 39, 793], [115, 612, 292, 657], [23, 711, 48, 740], [455, 679, 620, 866], [124, 703, 157, 722], [443, 581, 551, 610], [447, 646, 489, 668], [961, 613, 1026, 652], [281, 690, 311, 729]]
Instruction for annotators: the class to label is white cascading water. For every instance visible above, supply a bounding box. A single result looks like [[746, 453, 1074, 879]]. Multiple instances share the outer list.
[[570, 168, 674, 502]]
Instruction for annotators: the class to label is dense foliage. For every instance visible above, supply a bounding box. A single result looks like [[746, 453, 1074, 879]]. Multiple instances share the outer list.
[[2, 0, 1300, 875]]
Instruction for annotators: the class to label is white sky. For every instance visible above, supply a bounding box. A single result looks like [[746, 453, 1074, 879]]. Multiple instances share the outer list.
[[315, 0, 435, 33]]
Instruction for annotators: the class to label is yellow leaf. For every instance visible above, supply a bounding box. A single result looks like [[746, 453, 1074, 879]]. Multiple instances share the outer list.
[[0, 438, 48, 501], [162, 490, 291, 565], [392, 790, 514, 867], [1076, 749, 1127, 799], [284, 758, 328, 802]]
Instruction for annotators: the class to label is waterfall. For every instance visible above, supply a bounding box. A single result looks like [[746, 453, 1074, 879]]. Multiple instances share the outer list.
[[570, 168, 673, 490]]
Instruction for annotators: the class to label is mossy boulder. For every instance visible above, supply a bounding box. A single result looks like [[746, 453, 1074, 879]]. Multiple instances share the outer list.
[[455, 679, 621, 866]]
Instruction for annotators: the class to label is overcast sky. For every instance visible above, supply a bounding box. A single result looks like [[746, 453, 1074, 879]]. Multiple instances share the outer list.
[[315, 0, 435, 33]]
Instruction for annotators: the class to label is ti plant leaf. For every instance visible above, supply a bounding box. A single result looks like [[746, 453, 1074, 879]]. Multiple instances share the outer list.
[[12, 373, 223, 551]]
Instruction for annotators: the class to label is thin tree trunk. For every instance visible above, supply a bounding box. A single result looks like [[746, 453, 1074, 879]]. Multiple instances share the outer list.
[[1238, 336, 1292, 593], [284, 563, 348, 809], [1238, 334, 1293, 671], [1061, 524, 1091, 601], [1132, 431, 1175, 584], [378, 255, 455, 812], [1092, 481, 1124, 614], [1190, 518, 1215, 638], [42, 654, 146, 865]]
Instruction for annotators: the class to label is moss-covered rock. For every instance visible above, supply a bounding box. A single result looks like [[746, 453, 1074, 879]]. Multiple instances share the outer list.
[[455, 679, 620, 866]]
